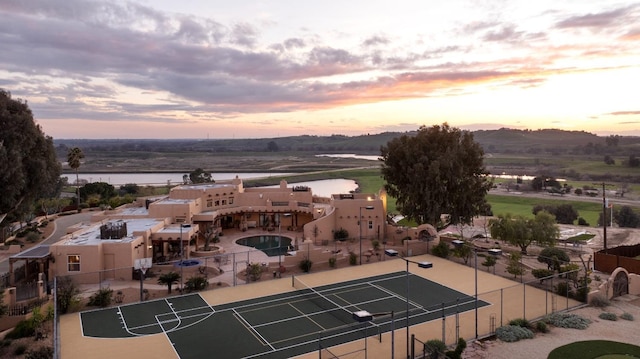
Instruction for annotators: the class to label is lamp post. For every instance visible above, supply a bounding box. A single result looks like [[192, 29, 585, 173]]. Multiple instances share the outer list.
[[452, 240, 478, 339], [385, 249, 433, 359], [359, 206, 374, 265], [179, 223, 191, 292], [353, 310, 395, 359], [277, 213, 292, 272]]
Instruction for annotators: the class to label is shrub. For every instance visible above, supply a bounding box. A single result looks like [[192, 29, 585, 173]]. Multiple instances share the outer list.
[[620, 312, 634, 321], [299, 258, 313, 272], [532, 268, 554, 282], [424, 339, 446, 355], [5, 319, 36, 339], [26, 346, 54, 359], [87, 287, 113, 307], [589, 294, 610, 308], [185, 276, 209, 292], [328, 257, 337, 268], [598, 312, 618, 321], [544, 313, 591, 329], [555, 282, 573, 297], [246, 263, 263, 282], [495, 325, 534, 342], [577, 217, 589, 226], [26, 231, 41, 243], [14, 344, 27, 356], [333, 228, 349, 241], [348, 252, 357, 265], [509, 318, 531, 328], [535, 321, 549, 333], [431, 241, 450, 258]]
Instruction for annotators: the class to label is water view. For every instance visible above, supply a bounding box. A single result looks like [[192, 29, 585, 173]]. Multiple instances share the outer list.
[[68, 172, 291, 186]]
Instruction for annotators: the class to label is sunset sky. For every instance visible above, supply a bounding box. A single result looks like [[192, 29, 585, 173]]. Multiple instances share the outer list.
[[1, 0, 639, 139]]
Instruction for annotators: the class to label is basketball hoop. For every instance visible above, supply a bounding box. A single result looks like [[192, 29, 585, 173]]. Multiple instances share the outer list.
[[134, 258, 153, 302]]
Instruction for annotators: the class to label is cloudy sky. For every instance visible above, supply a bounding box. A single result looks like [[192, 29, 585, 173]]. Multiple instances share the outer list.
[[1, 0, 639, 139]]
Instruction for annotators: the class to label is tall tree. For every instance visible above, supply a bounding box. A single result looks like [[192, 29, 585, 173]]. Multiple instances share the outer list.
[[490, 212, 558, 254], [67, 147, 84, 212], [0, 90, 61, 226], [380, 123, 492, 229], [189, 168, 213, 184]]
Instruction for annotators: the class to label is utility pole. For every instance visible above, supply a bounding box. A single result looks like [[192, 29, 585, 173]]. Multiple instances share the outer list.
[[594, 182, 613, 254]]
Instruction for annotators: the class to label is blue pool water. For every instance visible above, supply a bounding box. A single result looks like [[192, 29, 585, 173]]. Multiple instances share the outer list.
[[236, 235, 292, 257]]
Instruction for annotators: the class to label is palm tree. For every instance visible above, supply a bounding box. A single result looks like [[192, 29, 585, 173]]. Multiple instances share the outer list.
[[66, 147, 84, 212], [157, 271, 181, 294]]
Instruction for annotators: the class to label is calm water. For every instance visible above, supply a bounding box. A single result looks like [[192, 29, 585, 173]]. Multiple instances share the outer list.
[[67, 172, 290, 186], [65, 173, 358, 197], [236, 235, 292, 257]]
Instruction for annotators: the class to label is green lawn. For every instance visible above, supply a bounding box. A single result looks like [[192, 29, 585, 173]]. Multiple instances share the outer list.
[[548, 340, 640, 359], [487, 194, 603, 226]]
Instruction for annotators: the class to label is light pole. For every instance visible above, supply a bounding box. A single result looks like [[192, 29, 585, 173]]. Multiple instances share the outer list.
[[179, 223, 191, 292], [359, 206, 374, 265], [353, 310, 395, 359], [385, 249, 433, 359], [452, 239, 478, 339]]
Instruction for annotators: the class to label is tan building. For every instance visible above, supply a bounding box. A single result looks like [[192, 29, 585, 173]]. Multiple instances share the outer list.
[[44, 176, 436, 283]]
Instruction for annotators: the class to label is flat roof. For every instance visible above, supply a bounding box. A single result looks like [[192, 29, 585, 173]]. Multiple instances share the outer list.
[[11, 245, 50, 259], [59, 219, 164, 246]]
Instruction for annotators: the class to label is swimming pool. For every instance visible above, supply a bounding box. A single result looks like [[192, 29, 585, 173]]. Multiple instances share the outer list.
[[235, 235, 292, 257]]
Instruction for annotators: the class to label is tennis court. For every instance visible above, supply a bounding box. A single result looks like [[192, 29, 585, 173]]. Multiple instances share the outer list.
[[79, 271, 488, 359]]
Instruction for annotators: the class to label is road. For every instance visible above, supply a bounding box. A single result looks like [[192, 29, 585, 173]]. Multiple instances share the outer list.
[[0, 212, 93, 275]]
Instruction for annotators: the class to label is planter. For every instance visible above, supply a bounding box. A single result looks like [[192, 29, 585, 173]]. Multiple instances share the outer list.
[[191, 246, 224, 257]]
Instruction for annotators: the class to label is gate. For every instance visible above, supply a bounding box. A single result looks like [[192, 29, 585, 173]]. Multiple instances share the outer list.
[[16, 281, 39, 301], [613, 271, 629, 298]]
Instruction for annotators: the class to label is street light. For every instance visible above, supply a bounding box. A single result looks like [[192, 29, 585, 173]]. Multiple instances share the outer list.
[[353, 310, 395, 359], [385, 249, 433, 359], [452, 239, 479, 339], [277, 213, 292, 273], [179, 223, 191, 292], [359, 206, 374, 265]]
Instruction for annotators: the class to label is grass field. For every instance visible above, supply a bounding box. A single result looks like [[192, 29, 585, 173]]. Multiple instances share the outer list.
[[548, 340, 640, 359], [487, 194, 603, 225]]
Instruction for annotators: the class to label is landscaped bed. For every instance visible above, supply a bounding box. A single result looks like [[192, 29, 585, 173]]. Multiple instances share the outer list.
[[548, 340, 640, 359]]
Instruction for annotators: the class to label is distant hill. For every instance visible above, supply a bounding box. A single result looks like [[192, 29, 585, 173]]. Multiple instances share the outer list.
[[54, 128, 639, 156]]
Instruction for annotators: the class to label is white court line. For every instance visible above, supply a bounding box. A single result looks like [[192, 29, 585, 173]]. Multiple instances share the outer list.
[[233, 308, 276, 352]]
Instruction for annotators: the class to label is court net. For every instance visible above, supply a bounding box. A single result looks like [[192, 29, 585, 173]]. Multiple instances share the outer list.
[[292, 275, 355, 326]]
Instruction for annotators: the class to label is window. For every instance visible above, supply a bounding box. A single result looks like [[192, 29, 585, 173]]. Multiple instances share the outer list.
[[368, 221, 373, 229], [68, 255, 80, 272], [229, 197, 234, 204], [206, 199, 213, 207], [222, 200, 227, 205]]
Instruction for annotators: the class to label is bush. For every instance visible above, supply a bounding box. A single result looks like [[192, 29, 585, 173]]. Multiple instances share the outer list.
[[598, 312, 617, 321], [589, 294, 610, 308], [14, 344, 27, 356], [535, 321, 549, 333], [544, 313, 591, 329], [424, 339, 446, 355], [333, 228, 349, 241], [555, 282, 573, 297], [26, 346, 54, 359], [26, 231, 41, 243], [348, 252, 357, 266], [185, 276, 209, 292], [5, 319, 36, 339], [495, 325, 534, 342], [532, 268, 554, 282], [299, 258, 313, 272], [577, 217, 589, 226], [509, 318, 531, 328], [620, 312, 634, 321], [328, 257, 337, 268], [87, 287, 113, 307], [431, 241, 450, 258]]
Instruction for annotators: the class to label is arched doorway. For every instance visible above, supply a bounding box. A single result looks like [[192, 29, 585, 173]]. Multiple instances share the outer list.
[[612, 270, 629, 298]]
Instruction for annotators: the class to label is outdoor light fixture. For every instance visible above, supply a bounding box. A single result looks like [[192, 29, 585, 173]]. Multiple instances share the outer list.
[[385, 250, 433, 359], [179, 223, 191, 291], [452, 240, 479, 339], [359, 206, 374, 265], [353, 310, 396, 359]]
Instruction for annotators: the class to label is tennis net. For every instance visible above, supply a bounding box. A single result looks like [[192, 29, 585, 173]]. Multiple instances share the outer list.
[[292, 275, 355, 326]]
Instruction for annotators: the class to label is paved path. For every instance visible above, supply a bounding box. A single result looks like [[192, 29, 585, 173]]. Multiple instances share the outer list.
[[0, 212, 93, 275]]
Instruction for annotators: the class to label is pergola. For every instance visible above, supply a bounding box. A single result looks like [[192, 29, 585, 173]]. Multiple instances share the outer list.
[[9, 245, 51, 286]]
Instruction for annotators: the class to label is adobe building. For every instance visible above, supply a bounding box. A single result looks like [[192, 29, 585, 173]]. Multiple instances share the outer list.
[[44, 176, 437, 283]]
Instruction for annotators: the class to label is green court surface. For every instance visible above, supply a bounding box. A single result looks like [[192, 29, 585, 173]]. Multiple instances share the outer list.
[[80, 272, 488, 358]]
